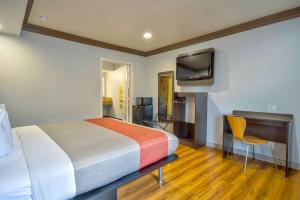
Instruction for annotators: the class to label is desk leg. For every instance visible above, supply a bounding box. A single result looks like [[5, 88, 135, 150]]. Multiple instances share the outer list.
[[286, 122, 293, 178], [286, 144, 288, 178], [252, 145, 255, 160]]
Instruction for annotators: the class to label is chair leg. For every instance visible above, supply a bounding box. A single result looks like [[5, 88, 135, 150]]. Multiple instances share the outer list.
[[252, 145, 255, 160], [244, 145, 250, 174], [226, 139, 234, 158], [268, 143, 278, 172]]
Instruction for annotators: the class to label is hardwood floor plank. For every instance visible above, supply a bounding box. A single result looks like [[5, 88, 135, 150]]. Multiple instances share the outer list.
[[118, 145, 300, 200]]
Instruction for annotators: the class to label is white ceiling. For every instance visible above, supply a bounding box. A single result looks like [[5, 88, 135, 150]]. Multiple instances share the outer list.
[[0, 0, 28, 35], [26, 0, 300, 51]]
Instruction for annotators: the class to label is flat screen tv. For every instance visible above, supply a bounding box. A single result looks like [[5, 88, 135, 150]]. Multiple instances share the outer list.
[[176, 48, 214, 81]]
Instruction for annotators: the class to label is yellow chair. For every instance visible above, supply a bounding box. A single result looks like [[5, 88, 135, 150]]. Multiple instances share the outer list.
[[226, 115, 278, 174]]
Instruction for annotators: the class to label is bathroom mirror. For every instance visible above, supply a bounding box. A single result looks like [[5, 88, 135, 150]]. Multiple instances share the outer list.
[[158, 71, 174, 122]]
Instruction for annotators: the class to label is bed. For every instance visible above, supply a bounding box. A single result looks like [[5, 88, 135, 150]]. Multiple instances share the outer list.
[[0, 118, 178, 200]]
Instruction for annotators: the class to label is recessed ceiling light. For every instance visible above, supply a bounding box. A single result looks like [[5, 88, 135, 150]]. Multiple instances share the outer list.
[[39, 16, 48, 21], [0, 24, 2, 29], [143, 32, 152, 39]]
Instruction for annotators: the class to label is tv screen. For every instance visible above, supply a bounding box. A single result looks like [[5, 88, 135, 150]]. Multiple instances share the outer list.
[[176, 48, 214, 81]]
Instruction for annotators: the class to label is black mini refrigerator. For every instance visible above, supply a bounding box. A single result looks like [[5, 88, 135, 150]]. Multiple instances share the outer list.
[[132, 97, 153, 127]]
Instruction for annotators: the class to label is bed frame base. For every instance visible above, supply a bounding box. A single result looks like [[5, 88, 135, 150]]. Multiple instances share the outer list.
[[81, 188, 117, 200], [74, 154, 178, 200], [158, 167, 163, 186]]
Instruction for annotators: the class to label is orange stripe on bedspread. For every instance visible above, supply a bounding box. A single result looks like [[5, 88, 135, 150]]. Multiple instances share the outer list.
[[86, 118, 168, 169]]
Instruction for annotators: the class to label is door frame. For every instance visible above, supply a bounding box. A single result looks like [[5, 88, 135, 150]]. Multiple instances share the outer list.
[[100, 57, 133, 122]]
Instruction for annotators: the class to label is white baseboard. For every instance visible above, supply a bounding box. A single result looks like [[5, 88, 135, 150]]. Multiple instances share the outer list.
[[206, 142, 300, 170]]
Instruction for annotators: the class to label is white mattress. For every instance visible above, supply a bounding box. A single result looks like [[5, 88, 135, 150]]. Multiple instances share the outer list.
[[0, 131, 32, 200]]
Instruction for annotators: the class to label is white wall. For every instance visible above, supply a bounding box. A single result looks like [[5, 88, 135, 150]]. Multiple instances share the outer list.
[[105, 65, 128, 120], [145, 17, 300, 167], [0, 31, 148, 126]]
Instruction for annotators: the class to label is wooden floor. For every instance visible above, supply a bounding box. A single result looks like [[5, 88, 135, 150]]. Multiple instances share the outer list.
[[118, 145, 300, 200]]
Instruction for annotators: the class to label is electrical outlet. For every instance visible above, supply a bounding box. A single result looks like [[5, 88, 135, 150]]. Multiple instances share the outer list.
[[267, 105, 278, 113]]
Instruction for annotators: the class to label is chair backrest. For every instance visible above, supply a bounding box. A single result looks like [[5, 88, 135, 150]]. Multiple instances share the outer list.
[[226, 115, 246, 140]]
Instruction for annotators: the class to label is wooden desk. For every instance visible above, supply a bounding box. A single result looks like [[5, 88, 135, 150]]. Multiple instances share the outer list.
[[223, 110, 294, 177]]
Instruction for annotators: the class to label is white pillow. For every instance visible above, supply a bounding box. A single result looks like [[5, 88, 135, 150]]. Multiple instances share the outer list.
[[0, 107, 13, 158]]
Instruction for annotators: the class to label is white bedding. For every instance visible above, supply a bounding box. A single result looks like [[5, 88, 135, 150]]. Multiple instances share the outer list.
[[0, 131, 32, 200], [14, 126, 76, 200], [0, 126, 77, 200]]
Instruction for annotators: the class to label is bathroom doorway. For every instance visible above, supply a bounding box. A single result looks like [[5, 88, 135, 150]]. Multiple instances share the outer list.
[[100, 59, 131, 122]]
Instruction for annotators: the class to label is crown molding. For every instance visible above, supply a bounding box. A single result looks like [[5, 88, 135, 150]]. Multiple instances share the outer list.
[[22, 1, 300, 57], [22, 23, 147, 56], [145, 6, 300, 56], [23, 0, 34, 25], [22, 0, 146, 56]]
